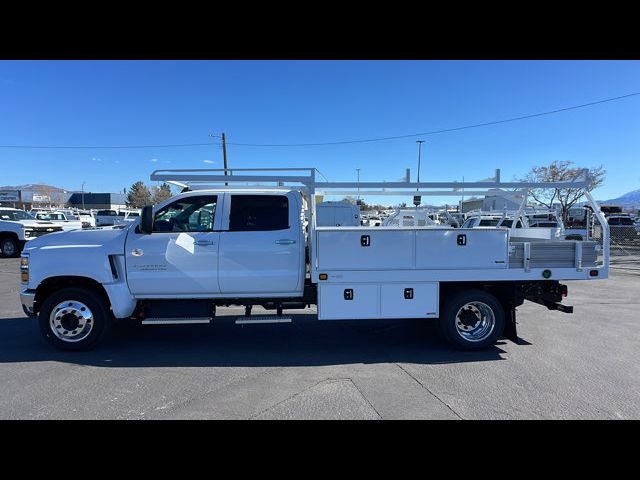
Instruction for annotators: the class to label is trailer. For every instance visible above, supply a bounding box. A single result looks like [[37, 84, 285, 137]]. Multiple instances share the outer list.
[[19, 167, 609, 351]]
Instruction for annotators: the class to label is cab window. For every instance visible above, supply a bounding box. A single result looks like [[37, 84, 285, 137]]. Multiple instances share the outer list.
[[153, 195, 217, 232], [229, 195, 289, 231]]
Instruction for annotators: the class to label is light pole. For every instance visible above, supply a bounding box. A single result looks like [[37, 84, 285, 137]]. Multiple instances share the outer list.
[[81, 181, 86, 210], [356, 168, 361, 204]]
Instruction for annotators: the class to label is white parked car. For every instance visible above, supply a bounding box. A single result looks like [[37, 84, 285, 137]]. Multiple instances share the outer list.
[[0, 208, 63, 257]]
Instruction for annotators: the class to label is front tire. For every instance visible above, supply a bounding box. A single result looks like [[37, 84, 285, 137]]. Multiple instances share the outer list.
[[439, 289, 505, 350], [0, 237, 19, 258], [38, 287, 113, 351]]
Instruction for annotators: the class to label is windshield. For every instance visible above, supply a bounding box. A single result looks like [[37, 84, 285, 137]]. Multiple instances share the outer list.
[[479, 219, 500, 226], [500, 219, 523, 228], [462, 218, 475, 228], [36, 213, 66, 221], [0, 209, 35, 221]]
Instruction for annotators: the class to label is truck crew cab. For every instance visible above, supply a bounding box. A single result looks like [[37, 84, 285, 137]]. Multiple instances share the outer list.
[[19, 168, 609, 351]]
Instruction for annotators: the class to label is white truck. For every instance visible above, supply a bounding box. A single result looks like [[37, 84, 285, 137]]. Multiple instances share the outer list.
[[316, 201, 360, 227], [19, 168, 609, 351], [32, 211, 85, 231], [95, 209, 140, 227], [1, 208, 64, 257]]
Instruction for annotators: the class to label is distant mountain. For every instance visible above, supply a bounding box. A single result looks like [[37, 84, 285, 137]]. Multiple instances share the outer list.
[[0, 183, 67, 192], [601, 189, 640, 209]]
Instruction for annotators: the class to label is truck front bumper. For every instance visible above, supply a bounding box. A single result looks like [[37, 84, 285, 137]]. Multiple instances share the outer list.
[[20, 288, 36, 318]]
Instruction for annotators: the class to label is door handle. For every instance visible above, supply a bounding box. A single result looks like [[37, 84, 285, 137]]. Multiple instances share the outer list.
[[275, 239, 296, 245], [194, 240, 215, 246]]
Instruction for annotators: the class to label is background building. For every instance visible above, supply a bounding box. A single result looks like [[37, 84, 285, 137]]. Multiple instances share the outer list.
[[461, 189, 525, 213], [67, 193, 126, 210], [0, 184, 126, 210]]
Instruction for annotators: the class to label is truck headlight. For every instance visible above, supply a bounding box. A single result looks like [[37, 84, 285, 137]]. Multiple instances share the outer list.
[[23, 228, 33, 238], [20, 255, 29, 283]]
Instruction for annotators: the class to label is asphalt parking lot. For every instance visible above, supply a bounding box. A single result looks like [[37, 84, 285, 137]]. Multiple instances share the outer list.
[[0, 257, 638, 419]]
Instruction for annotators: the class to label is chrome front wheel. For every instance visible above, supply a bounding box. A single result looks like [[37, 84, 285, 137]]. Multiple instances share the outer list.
[[49, 300, 95, 343], [39, 287, 112, 351]]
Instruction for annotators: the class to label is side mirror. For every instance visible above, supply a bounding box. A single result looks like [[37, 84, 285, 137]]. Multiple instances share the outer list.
[[140, 205, 154, 234]]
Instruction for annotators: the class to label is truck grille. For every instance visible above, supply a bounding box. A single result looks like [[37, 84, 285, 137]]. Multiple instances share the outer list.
[[28, 226, 64, 237]]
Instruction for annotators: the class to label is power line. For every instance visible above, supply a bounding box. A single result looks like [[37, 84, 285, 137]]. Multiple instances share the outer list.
[[0, 92, 638, 150], [228, 92, 640, 146], [0, 142, 216, 149]]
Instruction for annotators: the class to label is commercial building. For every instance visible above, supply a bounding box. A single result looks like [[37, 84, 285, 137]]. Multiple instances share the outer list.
[[66, 193, 126, 210], [461, 189, 525, 213], [0, 185, 126, 210]]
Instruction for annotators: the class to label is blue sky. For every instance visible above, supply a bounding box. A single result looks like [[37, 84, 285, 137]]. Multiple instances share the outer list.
[[0, 60, 638, 205]]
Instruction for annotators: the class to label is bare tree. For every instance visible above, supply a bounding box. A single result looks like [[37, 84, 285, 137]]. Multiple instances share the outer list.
[[520, 160, 605, 222]]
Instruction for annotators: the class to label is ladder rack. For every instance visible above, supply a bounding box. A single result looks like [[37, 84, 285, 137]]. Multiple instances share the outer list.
[[150, 166, 608, 271], [151, 167, 594, 196]]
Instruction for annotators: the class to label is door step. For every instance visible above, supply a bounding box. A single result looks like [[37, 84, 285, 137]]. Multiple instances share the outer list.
[[142, 317, 211, 325], [235, 316, 292, 325]]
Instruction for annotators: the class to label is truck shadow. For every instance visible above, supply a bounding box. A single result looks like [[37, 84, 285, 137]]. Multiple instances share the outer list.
[[0, 314, 515, 368]]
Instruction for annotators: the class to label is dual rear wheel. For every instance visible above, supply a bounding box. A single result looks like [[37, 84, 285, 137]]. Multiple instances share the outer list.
[[439, 289, 505, 350]]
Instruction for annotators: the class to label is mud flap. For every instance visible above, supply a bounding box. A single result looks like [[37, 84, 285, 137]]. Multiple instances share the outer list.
[[503, 302, 519, 343]]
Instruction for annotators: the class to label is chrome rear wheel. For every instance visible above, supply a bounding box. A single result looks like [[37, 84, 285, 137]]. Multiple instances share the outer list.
[[455, 301, 496, 342], [440, 289, 505, 350]]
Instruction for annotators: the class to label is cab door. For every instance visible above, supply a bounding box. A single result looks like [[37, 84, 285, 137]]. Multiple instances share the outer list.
[[218, 192, 303, 295], [125, 194, 222, 297]]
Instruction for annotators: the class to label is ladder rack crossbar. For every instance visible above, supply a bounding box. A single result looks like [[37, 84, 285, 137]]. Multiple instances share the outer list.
[[151, 168, 592, 196]]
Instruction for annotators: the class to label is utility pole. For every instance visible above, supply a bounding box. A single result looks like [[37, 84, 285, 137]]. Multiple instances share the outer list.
[[211, 132, 229, 186], [81, 181, 86, 210], [221, 132, 228, 176], [416, 140, 425, 184], [414, 140, 425, 207]]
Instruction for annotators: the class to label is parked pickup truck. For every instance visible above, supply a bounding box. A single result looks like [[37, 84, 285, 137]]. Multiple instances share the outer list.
[[1, 208, 63, 257], [32, 211, 84, 231], [95, 209, 140, 227], [18, 168, 609, 352]]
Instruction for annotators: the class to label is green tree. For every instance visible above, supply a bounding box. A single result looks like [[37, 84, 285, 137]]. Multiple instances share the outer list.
[[520, 160, 605, 223], [126, 181, 152, 208], [151, 183, 172, 205]]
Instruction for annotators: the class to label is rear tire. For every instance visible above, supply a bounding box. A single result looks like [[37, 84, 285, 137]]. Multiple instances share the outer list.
[[38, 287, 113, 351], [0, 237, 19, 258], [439, 289, 505, 350]]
